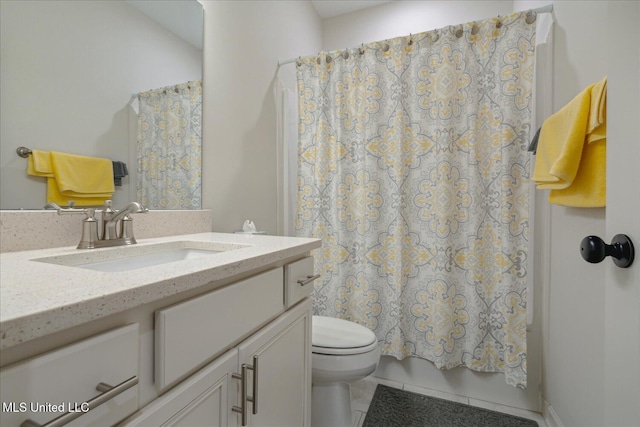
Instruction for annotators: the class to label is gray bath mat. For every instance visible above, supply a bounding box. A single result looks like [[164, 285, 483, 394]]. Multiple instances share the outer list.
[[363, 385, 539, 427]]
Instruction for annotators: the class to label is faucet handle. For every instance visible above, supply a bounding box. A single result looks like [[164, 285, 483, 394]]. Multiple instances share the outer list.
[[119, 203, 148, 243], [120, 215, 136, 242], [58, 207, 99, 249], [57, 206, 95, 218]]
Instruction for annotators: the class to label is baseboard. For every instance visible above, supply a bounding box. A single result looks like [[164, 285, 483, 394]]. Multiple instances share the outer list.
[[374, 356, 541, 411], [543, 399, 565, 427]]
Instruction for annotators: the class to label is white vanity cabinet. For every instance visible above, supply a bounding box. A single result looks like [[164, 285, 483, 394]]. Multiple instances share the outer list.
[[1, 233, 319, 427], [123, 302, 311, 427], [122, 256, 315, 427], [0, 324, 139, 427]]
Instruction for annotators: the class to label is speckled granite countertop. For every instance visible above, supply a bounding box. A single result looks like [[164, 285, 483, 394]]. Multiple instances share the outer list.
[[0, 233, 321, 350]]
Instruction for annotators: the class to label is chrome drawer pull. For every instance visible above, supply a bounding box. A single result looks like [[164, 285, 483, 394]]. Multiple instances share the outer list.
[[232, 365, 248, 426], [297, 274, 320, 286], [232, 362, 255, 426], [20, 376, 138, 427], [251, 356, 258, 415]]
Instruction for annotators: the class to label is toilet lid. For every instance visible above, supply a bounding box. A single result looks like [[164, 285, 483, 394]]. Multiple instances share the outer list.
[[312, 316, 377, 351]]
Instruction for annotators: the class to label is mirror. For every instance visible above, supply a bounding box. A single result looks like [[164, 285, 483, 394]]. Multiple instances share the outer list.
[[0, 0, 203, 210]]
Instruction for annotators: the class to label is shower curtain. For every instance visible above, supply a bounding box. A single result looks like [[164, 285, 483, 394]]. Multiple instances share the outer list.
[[296, 11, 536, 387], [137, 81, 202, 209]]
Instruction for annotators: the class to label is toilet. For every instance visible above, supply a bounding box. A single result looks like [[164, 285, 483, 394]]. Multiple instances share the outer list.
[[311, 316, 380, 427]]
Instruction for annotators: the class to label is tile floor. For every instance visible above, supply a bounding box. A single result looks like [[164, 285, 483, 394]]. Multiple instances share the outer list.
[[349, 376, 548, 427]]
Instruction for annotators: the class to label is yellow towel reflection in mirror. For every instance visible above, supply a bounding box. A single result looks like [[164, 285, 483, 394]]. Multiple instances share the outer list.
[[27, 150, 114, 206]]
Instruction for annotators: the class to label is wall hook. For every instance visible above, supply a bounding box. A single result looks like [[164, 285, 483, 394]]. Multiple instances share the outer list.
[[580, 234, 635, 268]]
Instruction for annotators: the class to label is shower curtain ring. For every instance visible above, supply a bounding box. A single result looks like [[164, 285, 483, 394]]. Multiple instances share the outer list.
[[526, 10, 537, 24]]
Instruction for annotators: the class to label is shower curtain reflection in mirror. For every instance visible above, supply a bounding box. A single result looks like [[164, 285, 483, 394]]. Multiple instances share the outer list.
[[136, 81, 202, 209]]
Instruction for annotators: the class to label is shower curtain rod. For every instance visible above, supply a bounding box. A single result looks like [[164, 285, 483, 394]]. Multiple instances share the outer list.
[[277, 3, 553, 67]]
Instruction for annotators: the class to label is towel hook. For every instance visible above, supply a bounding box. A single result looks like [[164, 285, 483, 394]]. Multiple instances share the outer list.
[[16, 146, 32, 158]]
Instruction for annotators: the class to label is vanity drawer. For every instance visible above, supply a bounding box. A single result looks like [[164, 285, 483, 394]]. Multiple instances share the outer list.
[[284, 256, 317, 308], [0, 324, 139, 427], [155, 267, 284, 390]]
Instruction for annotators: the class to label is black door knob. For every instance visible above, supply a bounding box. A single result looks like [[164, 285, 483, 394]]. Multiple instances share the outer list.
[[580, 234, 635, 268]]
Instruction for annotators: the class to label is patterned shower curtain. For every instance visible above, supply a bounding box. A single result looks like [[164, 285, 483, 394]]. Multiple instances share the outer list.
[[137, 81, 202, 209], [296, 11, 536, 387]]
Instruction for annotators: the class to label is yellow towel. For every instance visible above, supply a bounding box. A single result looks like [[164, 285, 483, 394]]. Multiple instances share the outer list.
[[26, 149, 54, 177], [587, 77, 607, 143], [46, 178, 113, 207], [532, 77, 607, 207], [49, 152, 114, 196], [26, 150, 114, 206]]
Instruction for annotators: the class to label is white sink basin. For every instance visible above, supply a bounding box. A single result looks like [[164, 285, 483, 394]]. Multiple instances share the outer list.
[[34, 241, 250, 272]]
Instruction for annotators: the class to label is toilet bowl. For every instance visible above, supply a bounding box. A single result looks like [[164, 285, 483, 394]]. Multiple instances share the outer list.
[[311, 316, 380, 427]]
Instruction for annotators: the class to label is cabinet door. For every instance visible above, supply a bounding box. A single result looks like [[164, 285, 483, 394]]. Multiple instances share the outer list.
[[122, 349, 238, 427], [236, 300, 312, 427]]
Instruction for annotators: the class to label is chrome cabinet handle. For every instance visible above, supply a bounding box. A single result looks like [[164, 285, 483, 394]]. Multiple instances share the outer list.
[[297, 274, 320, 286], [20, 376, 138, 427], [232, 362, 256, 426], [251, 356, 258, 415], [232, 365, 248, 426]]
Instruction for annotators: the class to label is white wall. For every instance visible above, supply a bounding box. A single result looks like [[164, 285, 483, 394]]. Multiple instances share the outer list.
[[201, 1, 322, 233], [603, 3, 640, 425], [513, 1, 608, 426], [0, 0, 201, 210], [322, 0, 513, 51]]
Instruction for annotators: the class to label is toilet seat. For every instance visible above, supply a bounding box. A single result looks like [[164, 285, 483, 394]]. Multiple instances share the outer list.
[[312, 316, 378, 355]]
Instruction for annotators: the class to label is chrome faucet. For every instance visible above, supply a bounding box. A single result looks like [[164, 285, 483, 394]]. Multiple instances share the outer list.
[[103, 201, 148, 242], [59, 200, 148, 249]]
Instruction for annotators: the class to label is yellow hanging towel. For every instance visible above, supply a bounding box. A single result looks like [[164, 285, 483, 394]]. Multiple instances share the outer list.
[[26, 150, 114, 206], [26, 149, 54, 177], [532, 77, 607, 207], [49, 152, 114, 196]]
